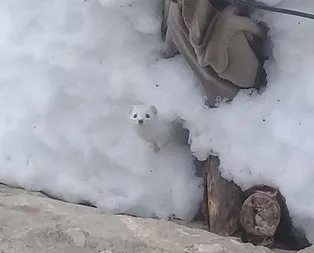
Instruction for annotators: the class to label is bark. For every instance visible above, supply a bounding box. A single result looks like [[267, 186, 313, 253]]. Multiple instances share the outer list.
[[203, 155, 244, 236]]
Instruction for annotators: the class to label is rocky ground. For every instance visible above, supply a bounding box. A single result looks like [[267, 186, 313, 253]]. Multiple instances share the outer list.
[[0, 184, 311, 253]]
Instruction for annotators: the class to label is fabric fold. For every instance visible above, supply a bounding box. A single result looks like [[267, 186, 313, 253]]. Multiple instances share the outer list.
[[162, 0, 267, 106]]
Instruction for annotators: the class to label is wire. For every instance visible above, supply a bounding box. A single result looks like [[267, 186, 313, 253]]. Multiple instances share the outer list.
[[220, 0, 314, 20]]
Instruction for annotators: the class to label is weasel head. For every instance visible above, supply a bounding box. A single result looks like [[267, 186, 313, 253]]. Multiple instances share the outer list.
[[128, 104, 158, 126]]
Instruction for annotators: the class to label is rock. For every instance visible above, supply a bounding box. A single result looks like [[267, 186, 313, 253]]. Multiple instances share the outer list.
[[297, 246, 314, 252], [272, 250, 297, 253], [64, 228, 86, 247], [0, 184, 308, 253]]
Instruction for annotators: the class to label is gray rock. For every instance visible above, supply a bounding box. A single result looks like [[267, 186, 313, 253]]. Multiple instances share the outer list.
[[0, 184, 309, 253], [272, 250, 297, 253], [297, 246, 314, 253]]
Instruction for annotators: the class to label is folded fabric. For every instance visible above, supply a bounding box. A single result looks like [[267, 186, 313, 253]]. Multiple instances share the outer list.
[[162, 0, 267, 106]]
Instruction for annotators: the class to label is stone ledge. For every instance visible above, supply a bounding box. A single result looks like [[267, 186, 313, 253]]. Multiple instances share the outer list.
[[0, 184, 305, 253]]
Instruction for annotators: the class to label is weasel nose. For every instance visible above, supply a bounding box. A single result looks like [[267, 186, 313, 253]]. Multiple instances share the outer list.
[[138, 119, 144, 124]]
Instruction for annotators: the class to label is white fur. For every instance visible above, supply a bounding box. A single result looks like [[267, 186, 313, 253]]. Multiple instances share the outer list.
[[128, 104, 174, 151]]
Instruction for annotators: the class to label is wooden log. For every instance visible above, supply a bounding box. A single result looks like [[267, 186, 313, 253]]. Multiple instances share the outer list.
[[202, 160, 311, 250], [240, 186, 281, 247], [202, 158, 281, 241], [241, 185, 311, 250], [240, 188, 281, 237], [203, 155, 244, 236], [202, 164, 210, 226]]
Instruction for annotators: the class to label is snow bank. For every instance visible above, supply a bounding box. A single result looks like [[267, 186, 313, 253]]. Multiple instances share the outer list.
[[2, 0, 314, 243], [188, 0, 314, 242], [0, 0, 206, 221]]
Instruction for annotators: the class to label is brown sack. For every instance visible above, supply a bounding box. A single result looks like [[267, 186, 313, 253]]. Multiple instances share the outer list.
[[162, 0, 267, 106]]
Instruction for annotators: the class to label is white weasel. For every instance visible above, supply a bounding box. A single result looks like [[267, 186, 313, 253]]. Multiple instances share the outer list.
[[128, 104, 174, 152]]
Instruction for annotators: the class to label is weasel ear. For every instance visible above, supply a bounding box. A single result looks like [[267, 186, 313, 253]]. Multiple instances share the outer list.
[[150, 105, 158, 114], [128, 106, 134, 115]]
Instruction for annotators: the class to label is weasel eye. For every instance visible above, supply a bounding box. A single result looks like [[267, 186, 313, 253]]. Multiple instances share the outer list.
[[133, 114, 137, 118], [145, 114, 150, 119]]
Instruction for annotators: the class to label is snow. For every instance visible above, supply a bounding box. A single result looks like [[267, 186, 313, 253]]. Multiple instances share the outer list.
[[0, 0, 205, 221], [188, 0, 314, 242], [1, 0, 314, 244]]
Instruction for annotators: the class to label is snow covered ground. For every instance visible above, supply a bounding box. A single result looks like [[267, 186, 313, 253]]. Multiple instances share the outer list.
[[189, 0, 314, 242], [0, 0, 314, 243], [0, 0, 205, 221]]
